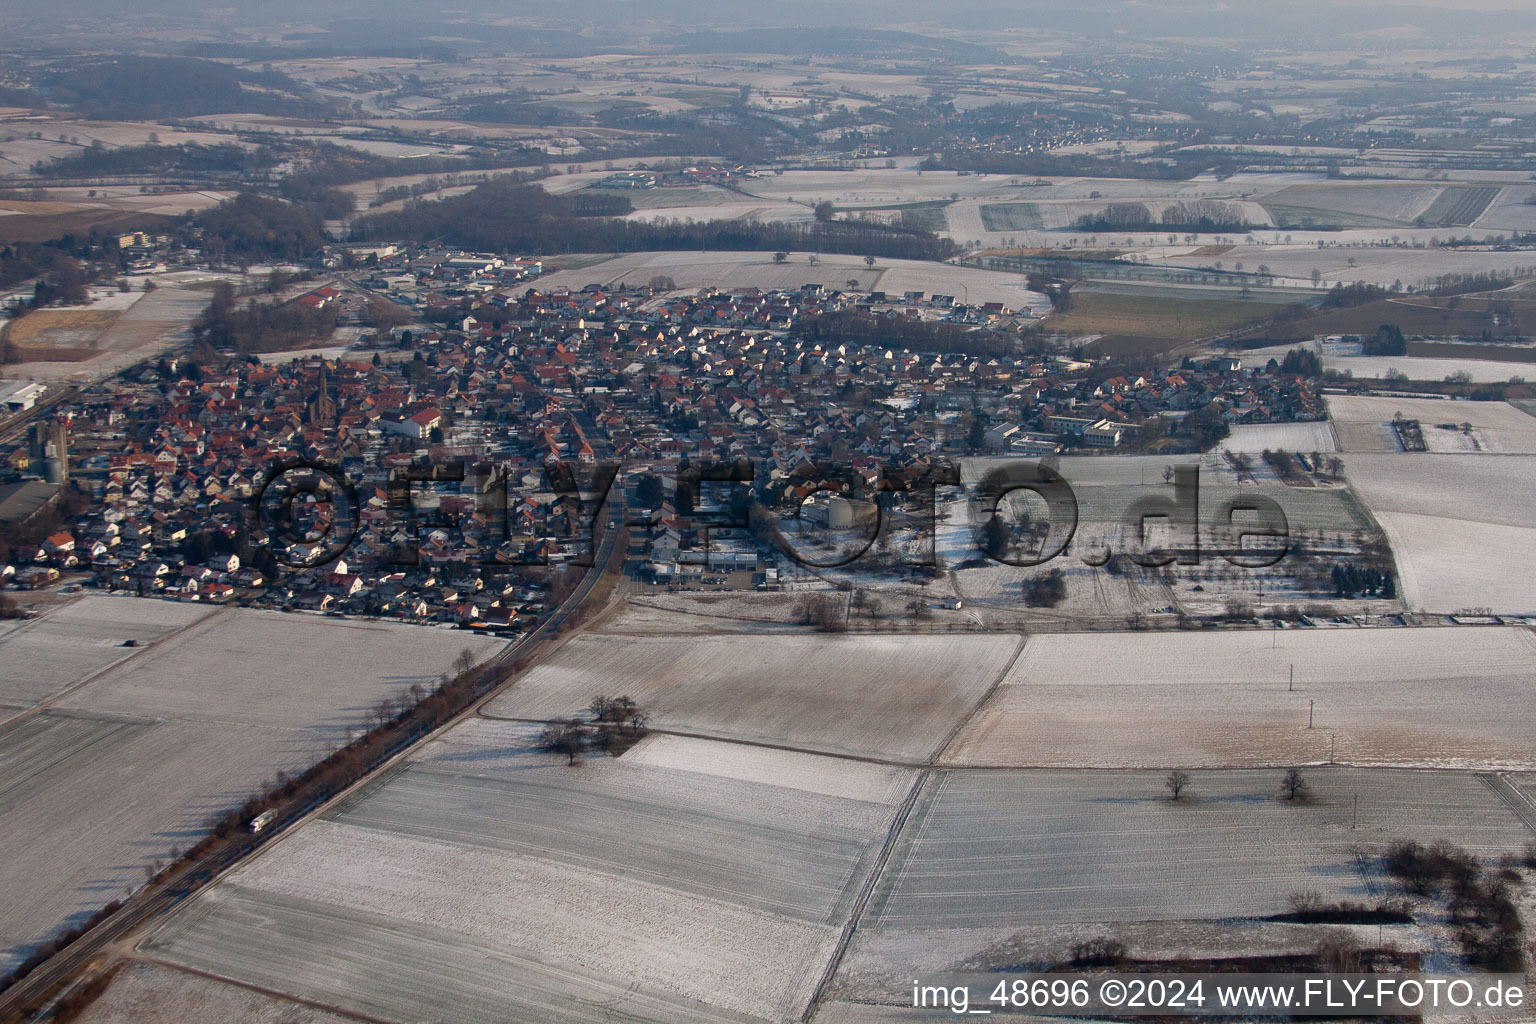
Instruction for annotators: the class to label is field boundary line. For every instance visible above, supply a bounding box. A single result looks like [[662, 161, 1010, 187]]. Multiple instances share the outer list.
[[126, 953, 395, 1024], [0, 604, 233, 734], [928, 632, 1027, 764], [475, 715, 929, 768], [802, 768, 931, 1023], [1478, 773, 1536, 834]]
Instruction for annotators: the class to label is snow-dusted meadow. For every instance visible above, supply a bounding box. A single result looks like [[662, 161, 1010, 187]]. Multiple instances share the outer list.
[[1343, 453, 1536, 612]]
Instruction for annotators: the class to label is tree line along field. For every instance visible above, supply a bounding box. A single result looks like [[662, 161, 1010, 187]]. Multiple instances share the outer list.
[[139, 722, 919, 1024], [1243, 295, 1536, 344], [481, 632, 1023, 762], [941, 627, 1536, 769], [0, 595, 505, 975]]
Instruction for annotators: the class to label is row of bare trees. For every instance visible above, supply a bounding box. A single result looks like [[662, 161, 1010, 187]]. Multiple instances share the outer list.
[[1165, 768, 1308, 803]]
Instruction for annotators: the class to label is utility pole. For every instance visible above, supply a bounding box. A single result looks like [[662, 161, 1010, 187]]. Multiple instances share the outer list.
[[1289, 664, 1294, 691], [1330, 733, 1335, 763], [1309, 699, 1314, 729]]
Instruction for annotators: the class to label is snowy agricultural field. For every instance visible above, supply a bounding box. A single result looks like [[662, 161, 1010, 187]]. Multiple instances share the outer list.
[[1148, 244, 1536, 290], [1327, 394, 1536, 454], [483, 632, 1022, 761], [941, 627, 1536, 769], [142, 726, 917, 1024], [72, 960, 355, 1024], [1221, 420, 1338, 454], [839, 767, 1535, 991], [0, 595, 213, 719], [1, 281, 213, 384], [52, 609, 504, 735], [0, 602, 504, 975], [1257, 183, 1441, 224], [1327, 354, 1536, 384], [1345, 453, 1536, 612], [1307, 335, 1536, 383]]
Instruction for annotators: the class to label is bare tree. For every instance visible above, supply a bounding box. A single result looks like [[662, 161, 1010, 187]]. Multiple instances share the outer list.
[[1282, 767, 1308, 801], [1314, 930, 1362, 972], [539, 719, 587, 765], [454, 647, 476, 676], [1166, 770, 1191, 801]]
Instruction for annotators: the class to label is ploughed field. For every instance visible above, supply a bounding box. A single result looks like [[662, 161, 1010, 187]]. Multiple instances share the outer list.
[[943, 627, 1536, 769], [482, 632, 1023, 762], [827, 766, 1536, 1015], [142, 725, 919, 1024], [0, 596, 504, 974]]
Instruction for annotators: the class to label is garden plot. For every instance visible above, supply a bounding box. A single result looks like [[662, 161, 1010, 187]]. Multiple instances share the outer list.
[[942, 627, 1536, 769], [143, 739, 916, 1023], [1344, 453, 1536, 612], [0, 604, 503, 974], [1327, 395, 1536, 454], [484, 632, 1021, 761], [842, 768, 1535, 990], [0, 595, 213, 716]]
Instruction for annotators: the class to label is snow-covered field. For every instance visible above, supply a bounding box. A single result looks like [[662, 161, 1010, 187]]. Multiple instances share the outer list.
[[51, 609, 503, 735], [0, 599, 504, 974], [1221, 421, 1339, 454], [74, 962, 354, 1024], [483, 632, 1022, 761], [1327, 395, 1536, 454], [942, 627, 1536, 768], [0, 595, 213, 717], [0, 281, 214, 384], [143, 729, 916, 1023], [838, 766, 1536, 994], [873, 768, 1532, 929], [1344, 453, 1536, 612]]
